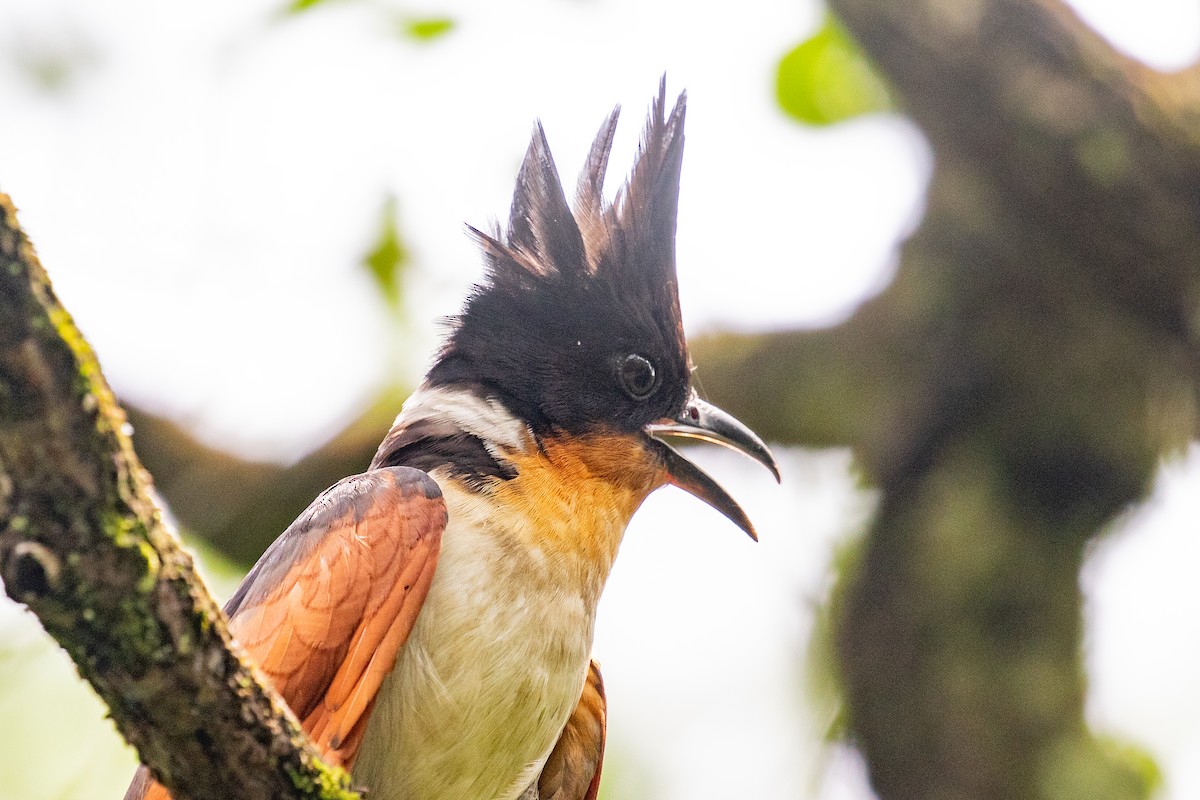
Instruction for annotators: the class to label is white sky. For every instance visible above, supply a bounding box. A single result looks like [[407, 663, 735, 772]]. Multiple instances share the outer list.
[[0, 1, 1198, 799]]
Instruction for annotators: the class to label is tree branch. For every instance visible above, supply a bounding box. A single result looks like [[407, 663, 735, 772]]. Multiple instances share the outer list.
[[786, 0, 1200, 797], [0, 193, 357, 800], [124, 392, 404, 568]]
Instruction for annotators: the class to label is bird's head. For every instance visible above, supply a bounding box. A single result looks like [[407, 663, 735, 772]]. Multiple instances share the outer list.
[[425, 82, 779, 539]]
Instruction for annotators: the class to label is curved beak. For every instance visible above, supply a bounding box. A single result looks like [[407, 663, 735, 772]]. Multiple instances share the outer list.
[[645, 395, 780, 541]]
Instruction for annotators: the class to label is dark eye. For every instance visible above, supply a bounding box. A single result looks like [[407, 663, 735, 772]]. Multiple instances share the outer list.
[[618, 353, 658, 400]]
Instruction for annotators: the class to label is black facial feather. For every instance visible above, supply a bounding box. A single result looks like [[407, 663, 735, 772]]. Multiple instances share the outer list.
[[429, 79, 692, 436], [371, 416, 517, 485], [507, 122, 587, 276], [574, 107, 620, 262]]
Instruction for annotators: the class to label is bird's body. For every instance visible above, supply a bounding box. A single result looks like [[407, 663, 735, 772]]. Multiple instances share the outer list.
[[352, 385, 650, 800], [126, 82, 777, 800]]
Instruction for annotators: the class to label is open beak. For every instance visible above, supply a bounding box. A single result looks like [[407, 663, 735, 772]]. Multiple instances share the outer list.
[[645, 394, 780, 541]]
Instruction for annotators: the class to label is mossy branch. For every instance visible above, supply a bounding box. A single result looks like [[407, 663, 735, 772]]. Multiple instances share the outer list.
[[0, 193, 359, 800]]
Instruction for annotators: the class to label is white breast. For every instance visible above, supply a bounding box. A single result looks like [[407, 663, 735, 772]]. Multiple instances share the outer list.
[[350, 480, 600, 800]]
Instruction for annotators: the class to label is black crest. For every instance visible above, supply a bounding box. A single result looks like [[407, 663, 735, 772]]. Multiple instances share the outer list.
[[428, 79, 693, 435]]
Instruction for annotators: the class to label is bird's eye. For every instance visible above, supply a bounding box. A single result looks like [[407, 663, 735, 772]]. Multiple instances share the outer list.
[[618, 354, 658, 400]]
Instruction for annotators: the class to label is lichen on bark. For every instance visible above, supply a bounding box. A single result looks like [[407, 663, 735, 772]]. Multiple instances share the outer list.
[[0, 193, 358, 800]]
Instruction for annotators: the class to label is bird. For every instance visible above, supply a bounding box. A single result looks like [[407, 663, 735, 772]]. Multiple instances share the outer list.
[[125, 80, 779, 800]]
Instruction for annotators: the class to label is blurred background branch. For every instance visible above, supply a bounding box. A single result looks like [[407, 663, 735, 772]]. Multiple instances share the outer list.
[[822, 1, 1199, 798], [126, 392, 405, 568]]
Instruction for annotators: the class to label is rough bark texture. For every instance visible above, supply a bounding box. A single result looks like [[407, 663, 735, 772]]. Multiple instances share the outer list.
[[0, 194, 358, 800]]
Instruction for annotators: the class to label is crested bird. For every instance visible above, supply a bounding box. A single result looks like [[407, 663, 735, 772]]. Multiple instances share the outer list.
[[125, 81, 779, 800]]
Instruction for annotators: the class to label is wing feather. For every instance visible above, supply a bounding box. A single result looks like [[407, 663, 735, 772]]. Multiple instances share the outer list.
[[538, 660, 608, 800], [124, 465, 446, 800]]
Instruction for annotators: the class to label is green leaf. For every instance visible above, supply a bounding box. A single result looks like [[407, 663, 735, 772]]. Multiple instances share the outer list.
[[1096, 735, 1163, 798], [361, 195, 410, 313], [285, 0, 330, 13], [10, 34, 102, 95], [400, 17, 455, 42], [776, 13, 892, 126]]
